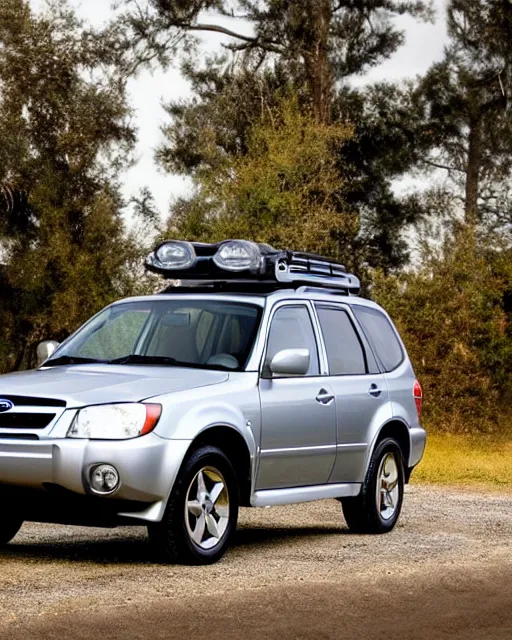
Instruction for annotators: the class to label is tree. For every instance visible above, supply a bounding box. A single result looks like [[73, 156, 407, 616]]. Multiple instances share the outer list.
[[160, 65, 430, 268], [169, 97, 360, 264], [122, 0, 433, 122], [0, 0, 142, 371], [417, 0, 512, 230], [120, 0, 434, 270], [372, 225, 512, 433]]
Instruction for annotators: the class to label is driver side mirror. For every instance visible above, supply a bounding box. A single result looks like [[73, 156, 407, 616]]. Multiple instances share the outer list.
[[268, 348, 310, 377], [36, 340, 59, 367]]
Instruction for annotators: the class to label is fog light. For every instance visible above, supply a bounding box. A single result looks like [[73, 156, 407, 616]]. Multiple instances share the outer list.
[[213, 240, 262, 272], [90, 464, 120, 494], [153, 241, 196, 270]]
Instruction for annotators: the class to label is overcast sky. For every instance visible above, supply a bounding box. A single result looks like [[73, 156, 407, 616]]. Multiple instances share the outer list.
[[30, 0, 449, 221]]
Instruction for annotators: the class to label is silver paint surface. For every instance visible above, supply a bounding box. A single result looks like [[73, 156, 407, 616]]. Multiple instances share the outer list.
[[0, 290, 426, 524]]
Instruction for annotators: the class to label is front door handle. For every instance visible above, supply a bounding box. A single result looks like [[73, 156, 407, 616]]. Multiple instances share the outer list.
[[368, 383, 382, 398], [316, 389, 335, 405]]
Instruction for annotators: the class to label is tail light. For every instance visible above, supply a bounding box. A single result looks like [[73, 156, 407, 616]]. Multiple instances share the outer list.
[[413, 379, 423, 418]]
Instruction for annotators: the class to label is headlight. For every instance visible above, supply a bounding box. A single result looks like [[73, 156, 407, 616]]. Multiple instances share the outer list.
[[67, 403, 162, 440]]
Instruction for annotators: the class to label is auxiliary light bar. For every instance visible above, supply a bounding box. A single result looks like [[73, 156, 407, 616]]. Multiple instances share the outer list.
[[146, 239, 360, 294]]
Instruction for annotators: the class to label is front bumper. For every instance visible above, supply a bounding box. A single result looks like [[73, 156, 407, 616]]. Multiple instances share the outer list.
[[0, 434, 191, 523]]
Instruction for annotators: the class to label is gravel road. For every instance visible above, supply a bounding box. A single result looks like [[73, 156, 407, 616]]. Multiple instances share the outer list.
[[0, 485, 511, 639]]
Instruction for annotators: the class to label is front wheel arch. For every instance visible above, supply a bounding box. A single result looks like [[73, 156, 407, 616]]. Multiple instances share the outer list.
[[149, 444, 239, 564], [189, 425, 253, 506]]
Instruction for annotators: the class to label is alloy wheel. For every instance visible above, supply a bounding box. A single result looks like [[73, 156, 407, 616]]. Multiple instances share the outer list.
[[184, 466, 230, 550], [376, 453, 400, 521]]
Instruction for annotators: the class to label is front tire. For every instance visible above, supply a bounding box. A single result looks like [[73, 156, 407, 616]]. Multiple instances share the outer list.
[[148, 446, 239, 565], [0, 516, 23, 547], [342, 437, 405, 534]]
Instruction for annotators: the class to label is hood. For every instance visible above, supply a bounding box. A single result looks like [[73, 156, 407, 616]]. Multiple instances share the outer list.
[[0, 365, 229, 408]]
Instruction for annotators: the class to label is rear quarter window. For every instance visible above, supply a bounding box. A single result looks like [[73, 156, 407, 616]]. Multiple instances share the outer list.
[[352, 305, 404, 372]]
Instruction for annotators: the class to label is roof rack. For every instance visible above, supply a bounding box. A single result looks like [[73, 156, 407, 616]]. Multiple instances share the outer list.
[[146, 240, 360, 295]]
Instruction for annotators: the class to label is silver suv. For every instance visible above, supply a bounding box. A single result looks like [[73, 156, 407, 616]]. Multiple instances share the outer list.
[[0, 240, 425, 564]]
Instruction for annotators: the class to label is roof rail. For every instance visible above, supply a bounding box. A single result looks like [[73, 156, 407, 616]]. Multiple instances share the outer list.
[[146, 240, 361, 295], [296, 286, 358, 297]]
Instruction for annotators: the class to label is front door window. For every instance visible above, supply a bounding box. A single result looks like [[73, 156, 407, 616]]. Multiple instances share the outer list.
[[265, 305, 320, 376]]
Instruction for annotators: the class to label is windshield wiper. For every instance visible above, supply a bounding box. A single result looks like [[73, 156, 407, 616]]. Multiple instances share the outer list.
[[43, 355, 106, 367], [108, 354, 237, 371], [108, 354, 179, 366]]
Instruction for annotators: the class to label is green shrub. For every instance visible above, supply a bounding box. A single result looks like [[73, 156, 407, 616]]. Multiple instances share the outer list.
[[372, 228, 512, 433]]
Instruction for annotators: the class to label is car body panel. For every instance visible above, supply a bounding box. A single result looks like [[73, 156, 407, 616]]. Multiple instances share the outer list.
[[0, 365, 228, 409], [257, 376, 337, 489], [327, 374, 392, 483], [0, 433, 191, 520], [0, 289, 426, 526]]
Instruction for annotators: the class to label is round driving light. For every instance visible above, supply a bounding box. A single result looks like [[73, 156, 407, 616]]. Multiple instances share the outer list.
[[154, 241, 196, 270], [90, 464, 120, 494], [213, 240, 262, 272]]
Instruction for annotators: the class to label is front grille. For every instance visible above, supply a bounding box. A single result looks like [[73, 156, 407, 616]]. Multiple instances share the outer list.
[[0, 433, 39, 440], [0, 395, 66, 408], [0, 413, 55, 430]]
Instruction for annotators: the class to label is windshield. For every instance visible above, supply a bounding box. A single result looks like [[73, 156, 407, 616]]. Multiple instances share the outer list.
[[48, 299, 262, 371]]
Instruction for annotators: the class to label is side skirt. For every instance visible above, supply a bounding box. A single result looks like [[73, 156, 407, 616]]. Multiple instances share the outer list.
[[250, 482, 362, 507]]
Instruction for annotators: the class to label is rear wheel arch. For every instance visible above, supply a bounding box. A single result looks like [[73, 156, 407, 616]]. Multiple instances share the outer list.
[[372, 420, 411, 470], [343, 436, 405, 534], [190, 425, 252, 507]]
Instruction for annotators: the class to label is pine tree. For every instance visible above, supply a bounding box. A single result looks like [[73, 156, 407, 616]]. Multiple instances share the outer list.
[[417, 0, 512, 230], [121, 0, 433, 269], [169, 97, 360, 266], [122, 0, 432, 122]]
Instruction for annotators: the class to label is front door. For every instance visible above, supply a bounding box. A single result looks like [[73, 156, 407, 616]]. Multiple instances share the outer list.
[[256, 303, 337, 490]]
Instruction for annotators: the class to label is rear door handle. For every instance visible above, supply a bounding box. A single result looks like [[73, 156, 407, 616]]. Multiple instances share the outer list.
[[368, 383, 382, 398], [316, 389, 335, 405]]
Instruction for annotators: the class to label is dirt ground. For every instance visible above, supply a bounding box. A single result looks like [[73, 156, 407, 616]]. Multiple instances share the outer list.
[[0, 485, 511, 639]]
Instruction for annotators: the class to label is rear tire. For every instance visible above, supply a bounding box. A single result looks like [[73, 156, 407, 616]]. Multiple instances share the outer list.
[[0, 516, 23, 547], [148, 446, 239, 565], [342, 437, 404, 534]]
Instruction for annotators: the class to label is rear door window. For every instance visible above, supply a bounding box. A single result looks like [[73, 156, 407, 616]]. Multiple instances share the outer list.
[[352, 306, 404, 372], [316, 306, 366, 375]]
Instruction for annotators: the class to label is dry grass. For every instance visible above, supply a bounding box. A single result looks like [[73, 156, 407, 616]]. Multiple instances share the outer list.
[[413, 432, 512, 490]]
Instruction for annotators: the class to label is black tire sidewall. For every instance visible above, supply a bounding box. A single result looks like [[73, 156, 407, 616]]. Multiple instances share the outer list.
[[364, 438, 405, 532], [154, 445, 239, 564], [0, 516, 23, 547]]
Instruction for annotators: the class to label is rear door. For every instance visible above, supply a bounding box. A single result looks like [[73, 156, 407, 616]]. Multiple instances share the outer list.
[[351, 305, 418, 426], [313, 303, 391, 484]]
